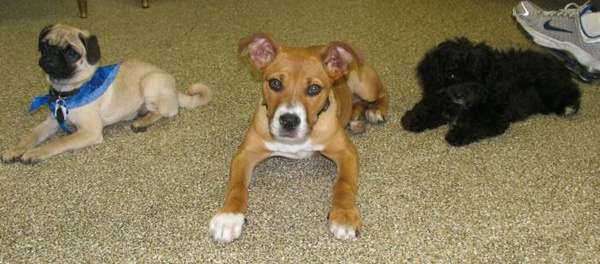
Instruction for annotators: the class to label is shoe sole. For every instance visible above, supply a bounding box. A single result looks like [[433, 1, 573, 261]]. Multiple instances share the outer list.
[[546, 48, 600, 82]]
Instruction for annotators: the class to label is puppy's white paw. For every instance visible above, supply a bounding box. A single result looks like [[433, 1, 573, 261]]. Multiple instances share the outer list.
[[329, 222, 359, 240], [209, 213, 245, 243], [366, 109, 385, 124], [349, 120, 366, 134], [564, 106, 578, 116]]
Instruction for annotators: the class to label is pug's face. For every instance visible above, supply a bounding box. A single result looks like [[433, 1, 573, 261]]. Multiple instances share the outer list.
[[37, 24, 101, 86]]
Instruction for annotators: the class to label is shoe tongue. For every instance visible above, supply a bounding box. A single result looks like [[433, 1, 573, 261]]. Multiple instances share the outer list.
[[581, 4, 597, 15], [581, 10, 600, 39]]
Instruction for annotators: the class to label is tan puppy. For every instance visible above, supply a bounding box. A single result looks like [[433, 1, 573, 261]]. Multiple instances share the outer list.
[[209, 33, 388, 243], [2, 24, 212, 164]]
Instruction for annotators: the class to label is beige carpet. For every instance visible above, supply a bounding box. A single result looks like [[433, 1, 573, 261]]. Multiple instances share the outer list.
[[0, 0, 598, 262]]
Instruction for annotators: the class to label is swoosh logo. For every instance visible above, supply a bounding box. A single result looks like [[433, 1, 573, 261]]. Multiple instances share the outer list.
[[543, 20, 572, 33]]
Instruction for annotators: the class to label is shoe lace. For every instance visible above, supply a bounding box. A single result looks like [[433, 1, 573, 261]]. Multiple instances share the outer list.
[[542, 1, 590, 17]]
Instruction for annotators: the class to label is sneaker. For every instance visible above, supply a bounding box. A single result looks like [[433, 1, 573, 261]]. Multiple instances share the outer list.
[[512, 1, 600, 79]]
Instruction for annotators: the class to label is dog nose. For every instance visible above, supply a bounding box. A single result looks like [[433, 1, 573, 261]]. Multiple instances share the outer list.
[[279, 113, 300, 131], [447, 86, 475, 106], [451, 90, 465, 100], [448, 86, 469, 100], [39, 56, 56, 68]]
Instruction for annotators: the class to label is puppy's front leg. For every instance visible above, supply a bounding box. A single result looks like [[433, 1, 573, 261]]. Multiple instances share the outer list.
[[401, 100, 448, 132], [322, 135, 361, 240], [2, 116, 58, 163], [445, 107, 510, 146], [20, 120, 104, 164], [209, 148, 269, 243]]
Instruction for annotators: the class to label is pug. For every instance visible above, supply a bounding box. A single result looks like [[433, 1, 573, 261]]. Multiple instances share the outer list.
[[2, 23, 212, 164]]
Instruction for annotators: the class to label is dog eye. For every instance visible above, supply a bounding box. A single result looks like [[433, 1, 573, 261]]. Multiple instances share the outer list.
[[306, 84, 322, 96], [268, 78, 283, 92], [449, 74, 456, 79], [65, 47, 81, 61], [68, 50, 79, 58]]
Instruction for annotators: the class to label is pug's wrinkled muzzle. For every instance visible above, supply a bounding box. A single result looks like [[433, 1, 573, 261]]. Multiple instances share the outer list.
[[39, 46, 74, 80]]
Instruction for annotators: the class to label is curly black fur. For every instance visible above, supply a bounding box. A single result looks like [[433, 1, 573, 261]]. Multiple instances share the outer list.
[[401, 37, 581, 146]]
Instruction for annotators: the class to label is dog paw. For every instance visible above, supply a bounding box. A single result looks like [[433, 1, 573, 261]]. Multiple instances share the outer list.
[[562, 106, 578, 117], [328, 207, 361, 240], [329, 222, 360, 240], [2, 148, 26, 163], [445, 129, 476, 147], [400, 114, 426, 132], [19, 149, 49, 164], [209, 213, 245, 243], [349, 121, 366, 134], [130, 124, 148, 133], [365, 109, 386, 124]]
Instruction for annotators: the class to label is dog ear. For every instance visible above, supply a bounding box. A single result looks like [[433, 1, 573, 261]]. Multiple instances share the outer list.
[[416, 52, 442, 93], [38, 24, 54, 51], [469, 43, 494, 79], [79, 33, 101, 65], [320, 42, 364, 80], [238, 33, 279, 69]]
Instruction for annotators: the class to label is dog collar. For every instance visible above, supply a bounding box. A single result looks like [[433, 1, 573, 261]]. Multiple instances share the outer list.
[[49, 87, 80, 98], [28, 62, 122, 134]]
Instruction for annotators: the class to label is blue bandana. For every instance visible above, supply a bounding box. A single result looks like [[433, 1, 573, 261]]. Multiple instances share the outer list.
[[29, 63, 121, 134]]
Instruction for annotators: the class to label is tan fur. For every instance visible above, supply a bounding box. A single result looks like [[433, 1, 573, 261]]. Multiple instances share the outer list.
[[2, 24, 212, 164], [209, 33, 387, 243]]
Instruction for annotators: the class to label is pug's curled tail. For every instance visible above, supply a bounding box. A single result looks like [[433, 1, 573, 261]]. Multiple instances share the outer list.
[[178, 83, 213, 108]]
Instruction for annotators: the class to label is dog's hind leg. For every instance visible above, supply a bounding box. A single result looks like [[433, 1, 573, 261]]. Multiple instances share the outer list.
[[551, 84, 581, 117], [131, 112, 162, 132], [347, 63, 388, 125], [133, 71, 180, 131], [365, 91, 389, 124], [349, 97, 368, 134]]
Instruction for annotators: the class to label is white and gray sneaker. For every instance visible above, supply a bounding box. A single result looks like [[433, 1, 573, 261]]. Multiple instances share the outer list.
[[513, 1, 600, 81]]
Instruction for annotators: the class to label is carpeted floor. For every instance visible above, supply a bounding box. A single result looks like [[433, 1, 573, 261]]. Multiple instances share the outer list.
[[0, 0, 598, 262]]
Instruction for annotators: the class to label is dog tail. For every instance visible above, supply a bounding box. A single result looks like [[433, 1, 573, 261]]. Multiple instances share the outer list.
[[178, 82, 213, 108]]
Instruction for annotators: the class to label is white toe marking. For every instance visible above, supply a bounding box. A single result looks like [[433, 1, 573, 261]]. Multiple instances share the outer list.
[[366, 110, 383, 123], [329, 222, 357, 240], [564, 106, 577, 116], [209, 213, 245, 243], [350, 120, 365, 133]]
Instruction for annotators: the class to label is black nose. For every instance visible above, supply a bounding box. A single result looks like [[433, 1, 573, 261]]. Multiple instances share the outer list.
[[451, 90, 465, 100], [447, 86, 471, 101], [39, 49, 74, 80], [280, 113, 300, 131], [39, 56, 57, 71]]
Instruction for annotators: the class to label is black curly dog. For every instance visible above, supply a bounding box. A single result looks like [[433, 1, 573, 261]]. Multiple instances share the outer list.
[[401, 37, 581, 146]]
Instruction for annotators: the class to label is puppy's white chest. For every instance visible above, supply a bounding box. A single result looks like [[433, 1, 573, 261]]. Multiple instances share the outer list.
[[264, 139, 324, 159]]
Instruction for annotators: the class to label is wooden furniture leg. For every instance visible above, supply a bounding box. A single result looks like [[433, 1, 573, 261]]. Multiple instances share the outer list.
[[77, 0, 87, 18], [78, 0, 149, 18]]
